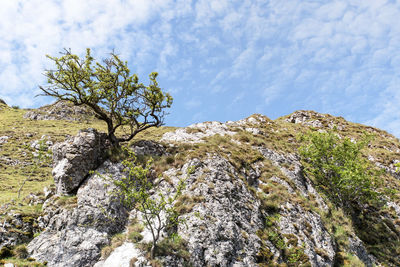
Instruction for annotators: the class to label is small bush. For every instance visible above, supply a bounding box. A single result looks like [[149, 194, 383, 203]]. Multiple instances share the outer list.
[[14, 244, 28, 259], [110, 233, 125, 248], [128, 231, 143, 243], [0, 246, 13, 259], [165, 156, 175, 164], [156, 234, 190, 260], [101, 246, 113, 259]]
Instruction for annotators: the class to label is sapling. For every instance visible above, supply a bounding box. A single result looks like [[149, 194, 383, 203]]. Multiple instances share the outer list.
[[113, 147, 189, 259]]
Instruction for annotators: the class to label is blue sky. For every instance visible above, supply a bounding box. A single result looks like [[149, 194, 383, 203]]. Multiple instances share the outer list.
[[1, 0, 400, 137]]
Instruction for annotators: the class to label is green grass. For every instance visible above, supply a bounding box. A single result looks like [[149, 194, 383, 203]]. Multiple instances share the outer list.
[[0, 104, 174, 208], [2, 104, 400, 265]]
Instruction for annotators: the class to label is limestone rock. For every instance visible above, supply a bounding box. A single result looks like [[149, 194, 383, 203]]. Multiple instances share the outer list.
[[28, 161, 129, 267], [13, 113, 398, 266], [169, 156, 264, 267], [52, 128, 109, 195], [277, 202, 335, 266], [94, 242, 148, 267], [0, 136, 9, 144], [348, 236, 375, 267], [161, 121, 236, 143], [131, 140, 166, 156], [23, 101, 96, 121], [0, 212, 41, 249]]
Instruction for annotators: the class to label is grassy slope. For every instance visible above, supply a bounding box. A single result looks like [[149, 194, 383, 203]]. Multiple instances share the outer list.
[[1, 105, 400, 265], [0, 103, 175, 206]]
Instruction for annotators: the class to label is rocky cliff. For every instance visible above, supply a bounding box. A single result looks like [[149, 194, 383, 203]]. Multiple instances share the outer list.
[[0, 103, 399, 266]]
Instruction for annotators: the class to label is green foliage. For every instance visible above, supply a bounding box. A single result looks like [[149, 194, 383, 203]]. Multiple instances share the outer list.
[[39, 48, 173, 147], [155, 233, 190, 261], [127, 219, 144, 243], [0, 246, 13, 259], [299, 130, 383, 211], [13, 245, 28, 259], [113, 147, 186, 259]]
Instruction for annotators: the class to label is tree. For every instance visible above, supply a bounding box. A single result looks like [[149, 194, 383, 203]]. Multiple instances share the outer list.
[[113, 148, 188, 259], [298, 130, 383, 212], [39, 48, 173, 147]]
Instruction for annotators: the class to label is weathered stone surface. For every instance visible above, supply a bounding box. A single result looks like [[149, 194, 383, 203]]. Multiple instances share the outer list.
[[30, 135, 53, 150], [348, 236, 375, 267], [15, 113, 398, 266], [161, 121, 236, 143], [277, 203, 335, 266], [28, 161, 129, 267], [0, 136, 9, 144], [0, 156, 22, 166], [52, 128, 109, 195], [94, 242, 148, 267], [285, 110, 325, 125], [24, 101, 96, 121], [167, 156, 264, 267], [131, 140, 166, 157], [257, 147, 328, 211], [0, 212, 41, 249]]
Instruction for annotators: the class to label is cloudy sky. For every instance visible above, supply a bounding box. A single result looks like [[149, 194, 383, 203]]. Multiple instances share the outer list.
[[1, 0, 400, 136]]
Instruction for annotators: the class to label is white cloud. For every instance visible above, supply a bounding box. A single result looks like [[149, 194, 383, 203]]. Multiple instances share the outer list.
[[0, 0, 400, 136], [315, 1, 347, 21]]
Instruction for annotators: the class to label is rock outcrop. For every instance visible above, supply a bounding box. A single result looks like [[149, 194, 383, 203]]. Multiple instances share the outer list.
[[131, 140, 166, 157], [28, 161, 129, 267], [52, 128, 109, 195], [175, 157, 264, 266], [161, 121, 236, 143], [0, 110, 396, 266], [0, 212, 41, 249], [24, 101, 96, 121]]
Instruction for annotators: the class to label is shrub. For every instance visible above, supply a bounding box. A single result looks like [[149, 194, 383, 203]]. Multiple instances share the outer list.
[[0, 246, 13, 259], [299, 130, 383, 212], [14, 244, 28, 259], [113, 147, 187, 259]]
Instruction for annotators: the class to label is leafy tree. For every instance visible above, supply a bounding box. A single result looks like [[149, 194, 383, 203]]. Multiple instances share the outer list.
[[113, 148, 187, 259], [39, 48, 173, 147], [299, 130, 383, 212]]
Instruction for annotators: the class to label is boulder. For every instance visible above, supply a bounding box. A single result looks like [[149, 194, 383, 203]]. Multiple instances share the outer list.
[[52, 128, 109, 195], [0, 212, 41, 249], [28, 161, 129, 267], [93, 242, 147, 267], [0, 136, 9, 144], [131, 140, 166, 156]]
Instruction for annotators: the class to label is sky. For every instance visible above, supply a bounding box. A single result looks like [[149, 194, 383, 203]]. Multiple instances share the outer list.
[[1, 0, 400, 137]]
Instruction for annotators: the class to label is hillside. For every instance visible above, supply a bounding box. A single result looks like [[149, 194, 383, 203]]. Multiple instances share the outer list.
[[0, 102, 399, 266]]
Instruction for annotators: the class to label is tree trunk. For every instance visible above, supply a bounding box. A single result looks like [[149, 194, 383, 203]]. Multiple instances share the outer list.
[[109, 132, 120, 148], [150, 243, 156, 259]]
